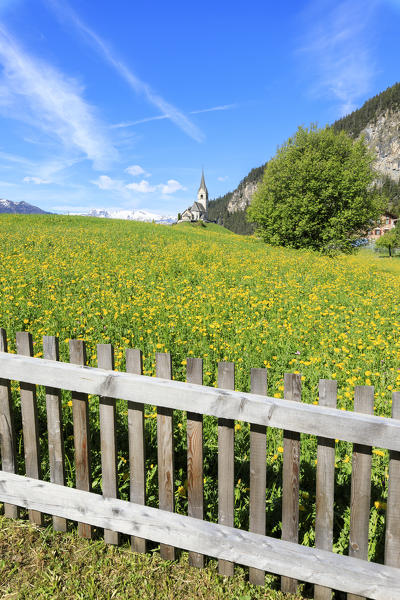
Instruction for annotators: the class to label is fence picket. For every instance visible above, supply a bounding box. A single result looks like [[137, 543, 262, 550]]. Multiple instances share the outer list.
[[281, 372, 301, 594], [16, 331, 43, 526], [249, 367, 268, 586], [97, 344, 119, 545], [156, 352, 175, 560], [348, 386, 374, 600], [314, 379, 337, 600], [0, 328, 18, 518], [218, 361, 235, 577], [126, 348, 146, 553], [43, 336, 66, 532], [385, 392, 400, 568], [69, 339, 92, 539], [186, 357, 204, 568]]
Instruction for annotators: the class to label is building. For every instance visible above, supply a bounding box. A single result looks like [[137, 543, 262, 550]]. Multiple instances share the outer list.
[[180, 171, 209, 222], [367, 213, 398, 242]]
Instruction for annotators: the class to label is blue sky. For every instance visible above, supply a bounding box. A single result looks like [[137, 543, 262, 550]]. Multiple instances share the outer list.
[[0, 0, 399, 216]]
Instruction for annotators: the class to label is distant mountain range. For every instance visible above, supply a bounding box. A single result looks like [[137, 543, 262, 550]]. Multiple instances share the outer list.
[[78, 208, 176, 224], [0, 198, 49, 214]]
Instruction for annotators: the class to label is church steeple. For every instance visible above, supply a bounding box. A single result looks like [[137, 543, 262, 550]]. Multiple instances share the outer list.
[[197, 169, 208, 212]]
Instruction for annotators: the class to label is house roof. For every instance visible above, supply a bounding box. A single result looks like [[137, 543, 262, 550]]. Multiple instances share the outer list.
[[190, 202, 205, 212]]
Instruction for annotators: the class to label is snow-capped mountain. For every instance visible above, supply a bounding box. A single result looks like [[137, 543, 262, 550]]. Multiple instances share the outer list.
[[85, 208, 176, 224], [0, 198, 49, 214]]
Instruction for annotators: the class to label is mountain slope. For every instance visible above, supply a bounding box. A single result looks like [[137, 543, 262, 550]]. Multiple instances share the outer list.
[[0, 199, 49, 214]]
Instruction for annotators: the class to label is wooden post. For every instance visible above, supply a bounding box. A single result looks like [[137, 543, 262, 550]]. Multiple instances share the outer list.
[[156, 352, 175, 560], [69, 339, 92, 539], [315, 379, 337, 600], [126, 348, 146, 553], [16, 331, 43, 526], [43, 336, 67, 532], [0, 328, 18, 518], [249, 367, 268, 586], [97, 343, 119, 545], [186, 357, 204, 568], [385, 392, 400, 567], [348, 386, 374, 600], [281, 372, 301, 594], [218, 361, 235, 577]]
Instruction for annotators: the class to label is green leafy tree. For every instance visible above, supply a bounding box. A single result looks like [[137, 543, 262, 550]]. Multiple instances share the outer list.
[[248, 125, 384, 254], [375, 228, 400, 257]]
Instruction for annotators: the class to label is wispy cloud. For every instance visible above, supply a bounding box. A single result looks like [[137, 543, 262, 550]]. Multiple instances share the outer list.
[[23, 176, 51, 185], [297, 0, 378, 116], [45, 0, 204, 143], [111, 104, 237, 130], [92, 173, 186, 197], [125, 164, 149, 177], [0, 25, 117, 168]]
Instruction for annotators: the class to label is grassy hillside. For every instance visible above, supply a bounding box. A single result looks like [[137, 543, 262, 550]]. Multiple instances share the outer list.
[[0, 214, 399, 582]]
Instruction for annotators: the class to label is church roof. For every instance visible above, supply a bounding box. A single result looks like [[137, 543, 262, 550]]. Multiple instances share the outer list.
[[190, 202, 206, 212], [197, 169, 207, 193]]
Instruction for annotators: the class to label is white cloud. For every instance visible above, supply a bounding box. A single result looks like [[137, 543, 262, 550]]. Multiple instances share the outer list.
[[46, 0, 205, 143], [91, 175, 124, 191], [0, 24, 117, 168], [111, 104, 237, 130], [23, 176, 51, 185], [217, 176, 229, 182], [297, 0, 377, 116], [125, 164, 148, 177], [159, 179, 185, 194], [126, 179, 156, 193]]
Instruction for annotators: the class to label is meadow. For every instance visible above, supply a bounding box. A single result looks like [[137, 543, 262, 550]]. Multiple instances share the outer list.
[[1, 214, 400, 578]]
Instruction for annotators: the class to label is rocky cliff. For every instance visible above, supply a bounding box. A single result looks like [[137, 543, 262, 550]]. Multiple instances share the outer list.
[[362, 110, 400, 181]]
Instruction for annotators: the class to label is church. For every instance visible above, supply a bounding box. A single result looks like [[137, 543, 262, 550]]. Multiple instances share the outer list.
[[180, 171, 209, 222]]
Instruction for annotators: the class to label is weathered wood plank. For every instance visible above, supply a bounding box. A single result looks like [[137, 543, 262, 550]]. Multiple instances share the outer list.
[[249, 367, 268, 586], [314, 379, 337, 600], [156, 352, 175, 560], [1, 471, 400, 600], [281, 373, 301, 595], [43, 336, 66, 532], [69, 339, 92, 539], [218, 361, 235, 577], [2, 353, 400, 451], [126, 348, 146, 554], [186, 357, 204, 568], [0, 328, 18, 518], [16, 331, 43, 526], [385, 392, 400, 568], [348, 386, 374, 600], [97, 344, 119, 545]]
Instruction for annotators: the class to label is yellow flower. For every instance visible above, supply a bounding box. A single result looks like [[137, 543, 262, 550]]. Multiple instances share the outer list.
[[373, 449, 385, 457], [374, 501, 387, 510], [177, 485, 186, 497], [343, 455, 350, 463], [235, 423, 241, 431], [67, 400, 73, 407], [277, 446, 284, 453]]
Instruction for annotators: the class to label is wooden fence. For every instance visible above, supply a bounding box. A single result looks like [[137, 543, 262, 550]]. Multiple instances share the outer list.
[[1, 328, 400, 599]]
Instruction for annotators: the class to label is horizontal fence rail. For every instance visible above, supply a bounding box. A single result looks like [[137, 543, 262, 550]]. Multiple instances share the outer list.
[[1, 330, 400, 600], [1, 471, 399, 600], [1, 351, 400, 450]]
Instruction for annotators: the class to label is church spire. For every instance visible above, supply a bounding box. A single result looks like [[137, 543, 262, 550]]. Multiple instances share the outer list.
[[199, 169, 206, 192], [197, 169, 208, 212]]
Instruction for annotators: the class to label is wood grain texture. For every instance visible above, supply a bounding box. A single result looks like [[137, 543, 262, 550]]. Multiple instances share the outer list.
[[0, 353, 399, 452], [1, 471, 400, 600], [218, 361, 235, 577], [186, 357, 204, 568], [348, 386, 374, 600], [97, 344, 119, 545], [156, 352, 175, 561], [281, 373, 301, 595], [43, 336, 66, 532], [0, 328, 18, 518], [2, 353, 399, 450], [249, 367, 268, 586], [385, 392, 400, 568], [69, 339, 92, 539], [126, 348, 146, 554], [315, 379, 337, 600], [16, 331, 43, 526]]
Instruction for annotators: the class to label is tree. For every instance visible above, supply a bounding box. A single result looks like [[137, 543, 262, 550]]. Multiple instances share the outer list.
[[248, 125, 384, 254], [375, 228, 400, 257]]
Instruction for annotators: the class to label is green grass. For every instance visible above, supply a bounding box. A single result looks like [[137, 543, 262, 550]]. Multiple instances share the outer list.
[[0, 515, 303, 600]]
